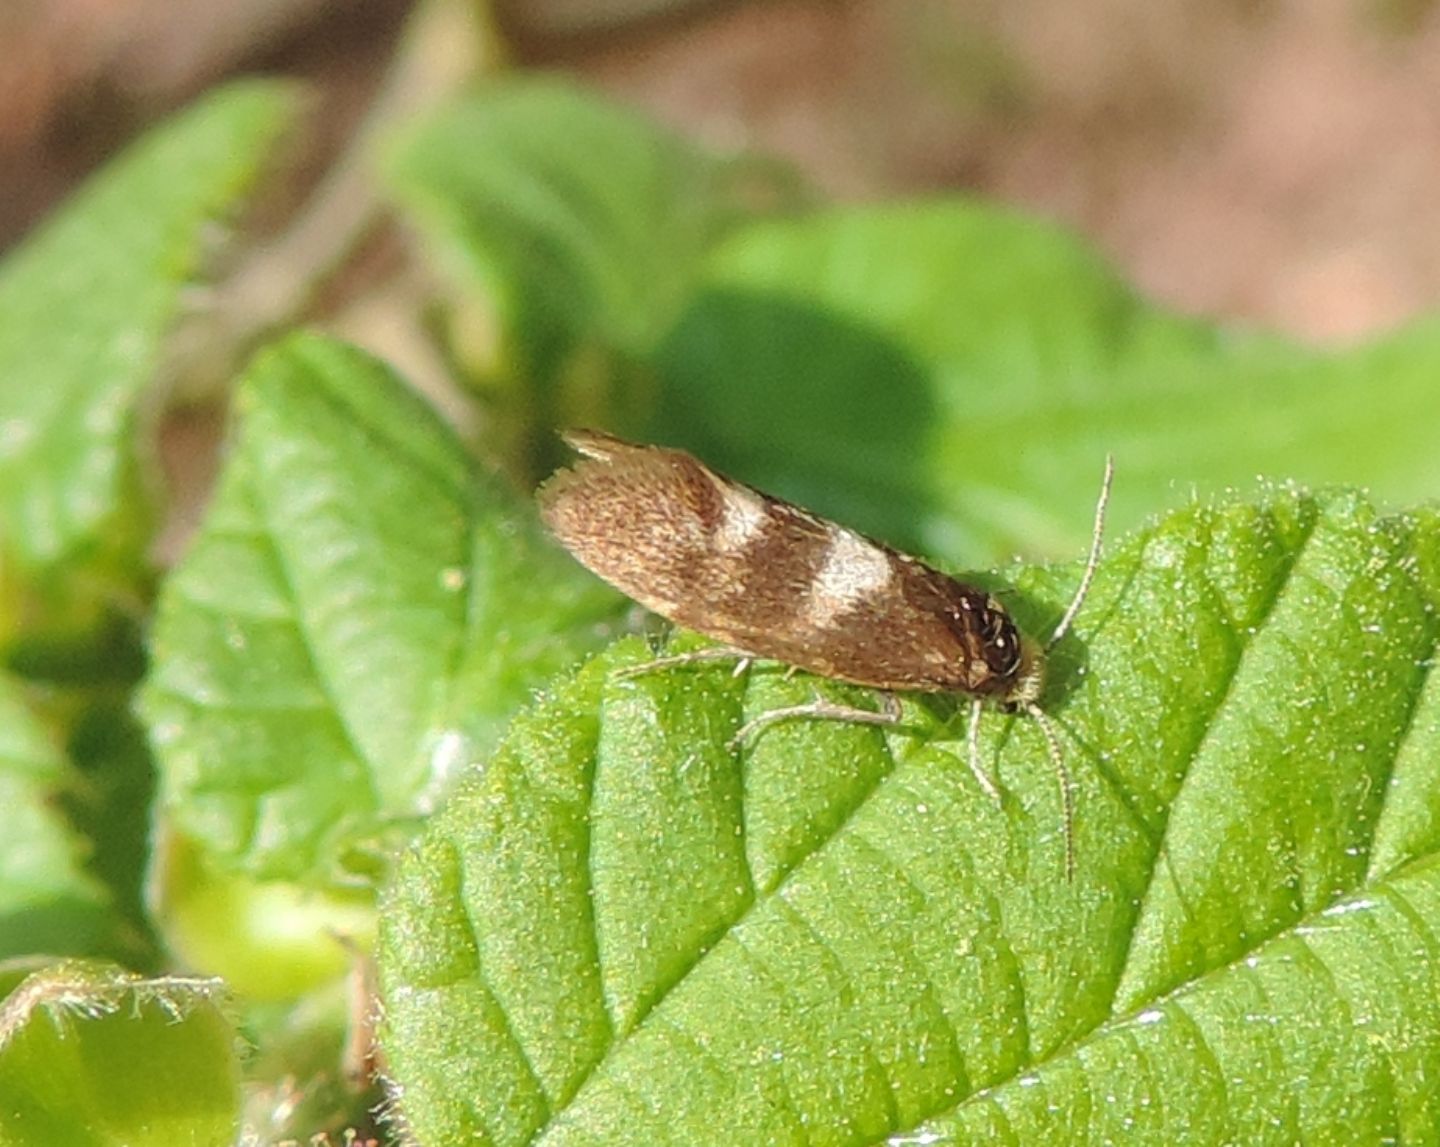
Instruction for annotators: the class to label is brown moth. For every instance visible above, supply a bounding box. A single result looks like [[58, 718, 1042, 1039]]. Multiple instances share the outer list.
[[538, 428, 1111, 877]]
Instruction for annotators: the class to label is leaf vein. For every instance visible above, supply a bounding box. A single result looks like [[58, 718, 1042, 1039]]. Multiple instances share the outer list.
[[448, 844, 555, 1120], [1159, 1001, 1233, 1135], [1114, 506, 1324, 1009], [766, 894, 901, 1128], [248, 484, 382, 835], [846, 827, 975, 1100], [1366, 617, 1440, 880]]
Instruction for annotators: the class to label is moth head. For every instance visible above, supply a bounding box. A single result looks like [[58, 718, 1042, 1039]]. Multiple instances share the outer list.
[[1003, 633, 1047, 709]]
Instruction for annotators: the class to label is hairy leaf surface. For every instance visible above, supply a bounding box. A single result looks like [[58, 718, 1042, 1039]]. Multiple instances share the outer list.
[[379, 488, 1440, 1145], [141, 334, 623, 883]]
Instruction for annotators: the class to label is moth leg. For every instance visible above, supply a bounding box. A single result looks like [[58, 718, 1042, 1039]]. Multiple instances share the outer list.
[[614, 645, 754, 680], [729, 690, 901, 750], [966, 697, 1003, 803]]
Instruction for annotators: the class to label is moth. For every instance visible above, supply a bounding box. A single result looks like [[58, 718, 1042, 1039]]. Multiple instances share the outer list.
[[538, 429, 1111, 877]]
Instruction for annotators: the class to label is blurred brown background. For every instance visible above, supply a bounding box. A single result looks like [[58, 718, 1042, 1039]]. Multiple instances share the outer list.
[[3, 0, 1438, 345]]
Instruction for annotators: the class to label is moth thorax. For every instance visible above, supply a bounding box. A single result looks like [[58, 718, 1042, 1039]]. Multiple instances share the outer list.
[[1003, 633, 1047, 708]]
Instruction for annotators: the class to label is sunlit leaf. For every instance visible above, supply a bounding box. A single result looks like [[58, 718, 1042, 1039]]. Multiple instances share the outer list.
[[379, 486, 1440, 1145]]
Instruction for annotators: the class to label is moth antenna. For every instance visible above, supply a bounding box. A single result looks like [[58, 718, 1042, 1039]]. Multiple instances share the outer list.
[[1046, 454, 1113, 651], [1024, 702, 1075, 881]]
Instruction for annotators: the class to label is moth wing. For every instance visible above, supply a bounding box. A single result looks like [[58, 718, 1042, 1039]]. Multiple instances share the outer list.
[[559, 427, 628, 463], [720, 539, 990, 692], [539, 431, 982, 690], [539, 432, 737, 622]]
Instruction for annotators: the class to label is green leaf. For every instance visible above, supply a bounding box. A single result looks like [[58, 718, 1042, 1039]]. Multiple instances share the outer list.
[[385, 77, 795, 466], [0, 81, 296, 585], [650, 204, 1440, 564], [0, 961, 239, 1146], [0, 676, 112, 960], [139, 333, 623, 894], [393, 84, 1440, 567], [377, 486, 1440, 1145], [148, 828, 375, 1002]]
